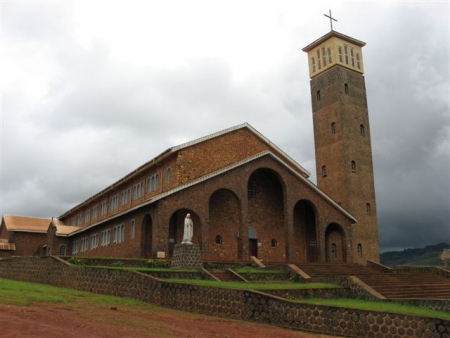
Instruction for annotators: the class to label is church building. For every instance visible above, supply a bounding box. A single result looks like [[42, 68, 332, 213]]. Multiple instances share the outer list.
[[0, 30, 380, 264]]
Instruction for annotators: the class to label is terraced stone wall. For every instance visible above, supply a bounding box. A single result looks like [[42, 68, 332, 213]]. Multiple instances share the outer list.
[[0, 256, 449, 337]]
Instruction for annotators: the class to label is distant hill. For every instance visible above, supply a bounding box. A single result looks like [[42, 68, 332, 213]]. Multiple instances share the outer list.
[[380, 242, 450, 266]]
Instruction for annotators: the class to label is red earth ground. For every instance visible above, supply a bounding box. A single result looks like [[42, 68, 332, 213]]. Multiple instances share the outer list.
[[0, 302, 339, 338]]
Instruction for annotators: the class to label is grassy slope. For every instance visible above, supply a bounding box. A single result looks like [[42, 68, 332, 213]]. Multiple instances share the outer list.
[[1, 278, 449, 320]]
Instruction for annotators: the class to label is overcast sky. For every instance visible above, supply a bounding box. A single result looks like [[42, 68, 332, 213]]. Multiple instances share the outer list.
[[1, 1, 449, 252]]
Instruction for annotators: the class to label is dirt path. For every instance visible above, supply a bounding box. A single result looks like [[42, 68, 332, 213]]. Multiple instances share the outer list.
[[0, 302, 338, 338]]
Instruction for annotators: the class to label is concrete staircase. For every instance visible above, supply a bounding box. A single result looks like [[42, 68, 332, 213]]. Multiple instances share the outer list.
[[208, 269, 244, 282], [296, 263, 450, 299]]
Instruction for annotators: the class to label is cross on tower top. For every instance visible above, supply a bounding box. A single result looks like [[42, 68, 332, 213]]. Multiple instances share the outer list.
[[324, 10, 337, 31]]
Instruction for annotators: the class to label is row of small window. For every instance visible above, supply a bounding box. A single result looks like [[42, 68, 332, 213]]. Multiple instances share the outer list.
[[321, 161, 358, 176], [311, 45, 360, 73], [70, 170, 172, 226], [71, 221, 135, 254], [333, 199, 372, 216], [214, 235, 278, 248], [330, 243, 363, 257], [316, 83, 350, 101], [330, 122, 365, 136]]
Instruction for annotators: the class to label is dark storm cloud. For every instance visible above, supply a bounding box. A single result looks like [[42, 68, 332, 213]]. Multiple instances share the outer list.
[[1, 2, 448, 252]]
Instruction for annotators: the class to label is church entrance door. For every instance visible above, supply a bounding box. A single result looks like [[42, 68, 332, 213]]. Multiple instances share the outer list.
[[249, 239, 258, 257], [248, 225, 258, 258]]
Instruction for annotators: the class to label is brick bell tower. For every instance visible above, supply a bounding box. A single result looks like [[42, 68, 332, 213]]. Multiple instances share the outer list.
[[302, 29, 380, 263]]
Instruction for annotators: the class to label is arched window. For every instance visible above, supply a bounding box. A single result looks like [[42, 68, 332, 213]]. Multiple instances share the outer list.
[[366, 203, 371, 215], [166, 168, 172, 184], [357, 243, 363, 256], [322, 165, 327, 177], [344, 83, 349, 94], [331, 122, 336, 134], [351, 161, 356, 172], [271, 239, 277, 248], [215, 235, 222, 245], [331, 243, 337, 257], [360, 124, 365, 136], [316, 90, 321, 101], [59, 244, 66, 256]]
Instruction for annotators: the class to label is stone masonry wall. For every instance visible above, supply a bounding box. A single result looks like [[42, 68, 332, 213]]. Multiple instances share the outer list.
[[0, 257, 449, 337]]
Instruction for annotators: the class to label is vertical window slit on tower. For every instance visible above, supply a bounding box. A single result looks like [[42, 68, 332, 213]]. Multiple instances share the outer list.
[[351, 160, 356, 172], [360, 124, 365, 136], [322, 165, 327, 177], [366, 203, 371, 215], [331, 122, 336, 134], [344, 83, 349, 94], [316, 90, 321, 101]]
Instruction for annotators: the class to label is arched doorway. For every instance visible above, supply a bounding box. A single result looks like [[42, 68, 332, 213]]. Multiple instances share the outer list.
[[325, 223, 346, 263], [168, 209, 201, 257], [293, 200, 318, 262], [142, 214, 153, 258], [209, 189, 241, 261], [247, 168, 285, 262]]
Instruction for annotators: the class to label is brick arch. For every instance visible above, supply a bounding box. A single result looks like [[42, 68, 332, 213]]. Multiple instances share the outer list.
[[247, 168, 285, 262], [168, 209, 201, 258], [293, 199, 319, 262], [325, 223, 347, 263], [208, 189, 241, 261]]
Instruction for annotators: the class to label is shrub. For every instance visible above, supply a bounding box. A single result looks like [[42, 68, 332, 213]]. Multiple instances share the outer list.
[[68, 257, 87, 266], [146, 259, 171, 268]]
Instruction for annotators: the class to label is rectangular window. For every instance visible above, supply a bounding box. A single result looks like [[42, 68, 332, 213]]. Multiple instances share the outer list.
[[356, 53, 361, 69], [100, 200, 108, 215], [147, 174, 160, 193], [72, 240, 79, 254], [90, 233, 99, 250], [84, 211, 90, 223], [317, 50, 321, 70], [70, 218, 77, 226], [113, 224, 125, 244], [338, 46, 343, 63], [130, 219, 136, 240], [110, 194, 118, 211], [322, 47, 326, 67], [80, 237, 88, 252], [92, 205, 98, 219], [77, 214, 82, 226], [327, 47, 332, 64], [101, 229, 110, 246], [351, 48, 355, 67], [121, 188, 130, 206], [311, 57, 316, 72], [133, 182, 144, 199], [344, 45, 349, 64]]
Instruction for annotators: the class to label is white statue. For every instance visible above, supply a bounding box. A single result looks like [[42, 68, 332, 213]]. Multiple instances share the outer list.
[[181, 213, 193, 244]]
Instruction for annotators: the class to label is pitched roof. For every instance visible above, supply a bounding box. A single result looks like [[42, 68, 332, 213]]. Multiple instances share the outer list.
[[59, 123, 310, 219], [54, 224, 81, 235], [2, 214, 51, 233]]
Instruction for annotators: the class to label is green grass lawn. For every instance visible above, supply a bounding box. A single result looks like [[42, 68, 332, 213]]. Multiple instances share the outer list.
[[158, 278, 339, 290], [1, 277, 448, 320], [300, 298, 450, 320], [0, 278, 147, 307]]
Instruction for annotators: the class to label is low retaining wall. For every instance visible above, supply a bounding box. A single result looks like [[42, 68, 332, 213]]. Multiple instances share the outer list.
[[0, 256, 449, 338]]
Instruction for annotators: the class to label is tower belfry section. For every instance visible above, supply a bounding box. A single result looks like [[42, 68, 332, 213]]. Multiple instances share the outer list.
[[303, 31, 380, 263]]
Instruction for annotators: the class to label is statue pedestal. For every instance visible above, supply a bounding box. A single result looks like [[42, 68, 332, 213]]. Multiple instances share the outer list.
[[171, 243, 203, 269]]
